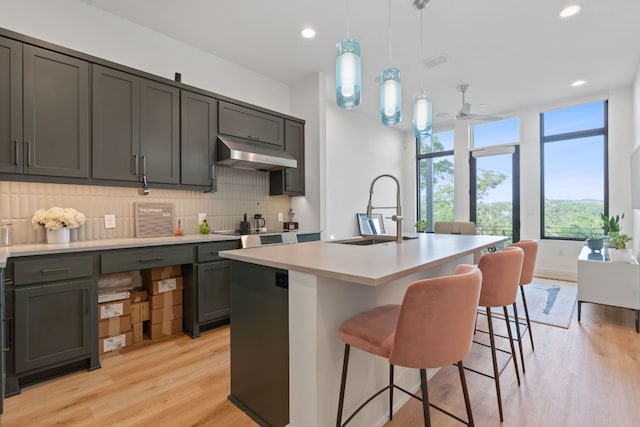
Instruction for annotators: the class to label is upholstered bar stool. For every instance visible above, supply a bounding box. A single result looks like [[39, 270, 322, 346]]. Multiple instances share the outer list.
[[434, 221, 481, 263], [335, 265, 482, 427], [509, 240, 539, 351], [468, 246, 524, 422]]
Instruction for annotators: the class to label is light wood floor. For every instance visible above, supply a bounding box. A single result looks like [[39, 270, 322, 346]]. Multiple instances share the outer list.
[[1, 301, 639, 426]]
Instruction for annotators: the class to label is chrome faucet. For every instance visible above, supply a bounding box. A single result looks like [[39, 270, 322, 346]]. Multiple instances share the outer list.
[[366, 174, 403, 243]]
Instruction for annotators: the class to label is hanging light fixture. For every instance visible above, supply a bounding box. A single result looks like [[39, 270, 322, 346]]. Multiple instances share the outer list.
[[380, 0, 401, 126], [413, 0, 433, 138], [336, 0, 361, 109]]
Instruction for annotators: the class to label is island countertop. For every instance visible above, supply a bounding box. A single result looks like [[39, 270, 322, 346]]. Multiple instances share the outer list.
[[220, 233, 506, 286]]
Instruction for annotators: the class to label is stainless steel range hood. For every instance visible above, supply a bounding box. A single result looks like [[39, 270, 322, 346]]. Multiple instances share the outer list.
[[216, 136, 297, 171]]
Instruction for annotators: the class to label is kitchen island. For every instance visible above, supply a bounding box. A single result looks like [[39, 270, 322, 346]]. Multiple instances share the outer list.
[[220, 233, 506, 427]]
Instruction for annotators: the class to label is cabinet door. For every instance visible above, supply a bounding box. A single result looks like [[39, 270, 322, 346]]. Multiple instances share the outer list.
[[218, 101, 285, 147], [181, 91, 216, 187], [270, 120, 305, 195], [22, 45, 89, 178], [14, 279, 93, 374], [140, 79, 180, 184], [92, 65, 140, 181], [0, 36, 22, 174], [197, 261, 231, 323]]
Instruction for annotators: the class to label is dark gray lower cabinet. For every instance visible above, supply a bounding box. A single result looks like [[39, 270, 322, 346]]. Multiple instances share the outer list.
[[14, 279, 95, 374], [197, 261, 231, 323]]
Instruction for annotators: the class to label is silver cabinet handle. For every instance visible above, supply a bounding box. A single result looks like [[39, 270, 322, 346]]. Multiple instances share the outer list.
[[138, 257, 163, 263], [141, 155, 146, 175]]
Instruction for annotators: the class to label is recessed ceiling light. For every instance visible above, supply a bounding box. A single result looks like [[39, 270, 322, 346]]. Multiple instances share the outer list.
[[560, 5, 581, 18], [301, 28, 316, 39], [571, 80, 586, 87]]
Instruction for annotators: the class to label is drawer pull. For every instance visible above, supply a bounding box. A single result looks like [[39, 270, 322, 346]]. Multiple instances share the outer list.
[[41, 267, 71, 273], [138, 257, 164, 263]]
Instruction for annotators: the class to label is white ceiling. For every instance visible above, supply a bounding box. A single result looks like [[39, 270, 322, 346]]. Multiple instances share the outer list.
[[81, 0, 640, 130]]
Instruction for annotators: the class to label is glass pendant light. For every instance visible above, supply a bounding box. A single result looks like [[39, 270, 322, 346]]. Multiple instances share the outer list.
[[413, 0, 433, 138], [336, 0, 361, 109], [380, 0, 401, 126]]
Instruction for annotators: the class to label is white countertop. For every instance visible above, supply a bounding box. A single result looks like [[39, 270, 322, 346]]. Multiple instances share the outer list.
[[0, 230, 321, 268], [220, 233, 506, 286]]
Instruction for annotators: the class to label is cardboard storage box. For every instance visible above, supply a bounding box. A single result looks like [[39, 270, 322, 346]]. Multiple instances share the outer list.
[[99, 299, 132, 320], [99, 331, 133, 354], [131, 301, 150, 323], [144, 318, 182, 340], [130, 287, 148, 303], [150, 304, 183, 325], [99, 315, 132, 338], [132, 322, 144, 344], [141, 265, 182, 282], [148, 289, 183, 309], [144, 276, 184, 296]]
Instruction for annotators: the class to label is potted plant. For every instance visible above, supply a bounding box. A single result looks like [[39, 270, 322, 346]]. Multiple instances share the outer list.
[[31, 207, 86, 244], [584, 231, 604, 253], [415, 218, 428, 233], [600, 212, 623, 236], [608, 232, 632, 250]]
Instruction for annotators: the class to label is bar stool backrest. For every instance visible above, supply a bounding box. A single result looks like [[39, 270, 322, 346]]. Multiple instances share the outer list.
[[477, 246, 524, 308]]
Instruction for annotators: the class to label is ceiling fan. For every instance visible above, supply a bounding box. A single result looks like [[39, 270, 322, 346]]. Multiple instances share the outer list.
[[455, 84, 502, 121]]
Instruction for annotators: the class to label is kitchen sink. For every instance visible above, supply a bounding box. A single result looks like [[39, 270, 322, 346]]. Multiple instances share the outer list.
[[331, 235, 401, 245]]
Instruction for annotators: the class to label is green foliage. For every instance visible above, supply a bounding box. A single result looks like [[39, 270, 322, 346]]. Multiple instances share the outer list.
[[600, 212, 623, 235], [415, 219, 428, 232], [608, 232, 632, 249], [544, 199, 603, 238], [584, 231, 604, 241]]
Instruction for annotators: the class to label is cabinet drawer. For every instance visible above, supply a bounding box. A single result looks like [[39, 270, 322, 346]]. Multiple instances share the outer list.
[[101, 245, 193, 274], [197, 240, 241, 263], [13, 255, 95, 286], [218, 101, 285, 147]]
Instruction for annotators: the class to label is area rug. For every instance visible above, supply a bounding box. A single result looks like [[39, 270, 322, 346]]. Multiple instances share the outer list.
[[492, 278, 577, 329]]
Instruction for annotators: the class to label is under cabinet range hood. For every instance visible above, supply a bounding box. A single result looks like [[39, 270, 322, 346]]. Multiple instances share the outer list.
[[216, 136, 297, 171]]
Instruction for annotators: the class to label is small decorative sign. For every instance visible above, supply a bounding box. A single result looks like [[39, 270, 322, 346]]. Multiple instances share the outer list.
[[135, 203, 175, 237]]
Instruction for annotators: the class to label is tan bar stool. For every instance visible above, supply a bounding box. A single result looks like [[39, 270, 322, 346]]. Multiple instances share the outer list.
[[335, 264, 482, 427], [509, 240, 539, 351]]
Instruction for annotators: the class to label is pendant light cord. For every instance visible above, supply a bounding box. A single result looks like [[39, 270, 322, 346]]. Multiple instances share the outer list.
[[388, 0, 392, 65], [346, 0, 351, 38], [419, 8, 424, 87]]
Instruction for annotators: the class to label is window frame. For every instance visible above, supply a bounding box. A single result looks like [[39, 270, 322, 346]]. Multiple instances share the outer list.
[[416, 131, 454, 232], [539, 100, 609, 241]]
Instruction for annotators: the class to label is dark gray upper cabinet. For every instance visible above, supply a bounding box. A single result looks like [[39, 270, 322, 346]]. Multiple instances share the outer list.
[[92, 65, 179, 184], [0, 36, 22, 174], [0, 40, 89, 178], [270, 120, 305, 196], [92, 65, 140, 181], [180, 91, 217, 187], [140, 79, 180, 184], [218, 101, 285, 147], [22, 45, 90, 178]]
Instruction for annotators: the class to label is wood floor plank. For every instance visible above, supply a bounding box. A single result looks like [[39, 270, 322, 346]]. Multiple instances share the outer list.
[[0, 288, 639, 427]]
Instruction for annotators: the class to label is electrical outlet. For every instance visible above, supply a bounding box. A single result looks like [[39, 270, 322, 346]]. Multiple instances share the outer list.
[[198, 213, 206, 224], [278, 212, 283, 222], [104, 214, 116, 229]]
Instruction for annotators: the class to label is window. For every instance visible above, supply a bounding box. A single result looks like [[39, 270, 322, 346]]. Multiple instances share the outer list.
[[472, 118, 519, 148], [540, 101, 608, 239], [417, 130, 454, 232]]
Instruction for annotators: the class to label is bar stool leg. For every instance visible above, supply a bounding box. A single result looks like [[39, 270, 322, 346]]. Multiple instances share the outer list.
[[336, 344, 350, 427], [389, 364, 394, 421], [419, 368, 432, 427], [486, 307, 504, 422], [458, 361, 474, 427], [512, 302, 525, 373], [520, 285, 535, 350], [503, 306, 521, 386]]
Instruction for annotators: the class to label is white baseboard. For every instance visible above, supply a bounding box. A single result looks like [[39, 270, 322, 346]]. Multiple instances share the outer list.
[[534, 268, 577, 282]]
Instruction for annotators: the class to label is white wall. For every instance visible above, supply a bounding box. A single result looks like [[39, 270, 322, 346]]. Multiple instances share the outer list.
[[324, 103, 407, 239], [0, 0, 291, 114], [632, 64, 640, 259]]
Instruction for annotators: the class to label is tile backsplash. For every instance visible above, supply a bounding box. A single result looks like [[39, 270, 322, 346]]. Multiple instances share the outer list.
[[0, 166, 291, 245]]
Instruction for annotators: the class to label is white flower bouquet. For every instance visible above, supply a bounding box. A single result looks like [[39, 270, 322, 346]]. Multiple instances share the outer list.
[[31, 207, 86, 231]]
